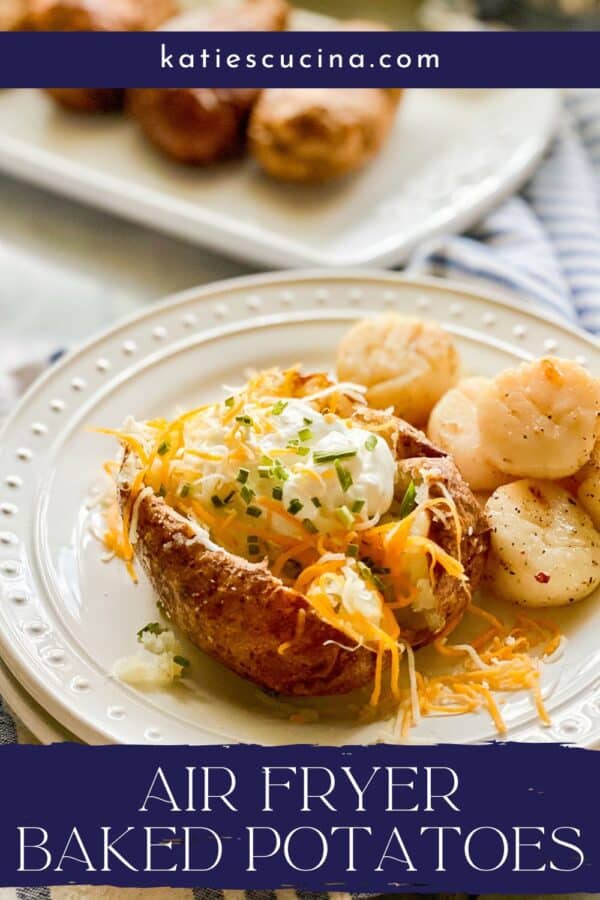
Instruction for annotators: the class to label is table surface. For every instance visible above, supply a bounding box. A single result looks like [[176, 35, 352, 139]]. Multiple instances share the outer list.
[[0, 171, 251, 351]]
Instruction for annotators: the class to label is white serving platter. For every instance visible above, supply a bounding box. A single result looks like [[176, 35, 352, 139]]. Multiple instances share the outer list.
[[0, 84, 559, 268]]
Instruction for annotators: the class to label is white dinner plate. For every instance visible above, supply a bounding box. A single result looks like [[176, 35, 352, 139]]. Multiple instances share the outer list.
[[0, 78, 559, 268], [0, 656, 76, 744], [0, 270, 598, 746]]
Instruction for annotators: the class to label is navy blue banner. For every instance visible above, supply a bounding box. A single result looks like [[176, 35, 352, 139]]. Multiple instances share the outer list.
[[0, 31, 599, 88], [0, 742, 597, 892]]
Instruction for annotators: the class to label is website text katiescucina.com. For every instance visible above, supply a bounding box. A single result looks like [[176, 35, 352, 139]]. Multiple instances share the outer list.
[[158, 44, 441, 73]]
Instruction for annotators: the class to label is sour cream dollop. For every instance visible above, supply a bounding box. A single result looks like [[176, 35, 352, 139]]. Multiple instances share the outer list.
[[178, 396, 396, 534]]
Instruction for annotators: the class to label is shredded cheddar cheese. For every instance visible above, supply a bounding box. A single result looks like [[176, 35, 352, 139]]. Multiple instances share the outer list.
[[94, 366, 560, 738]]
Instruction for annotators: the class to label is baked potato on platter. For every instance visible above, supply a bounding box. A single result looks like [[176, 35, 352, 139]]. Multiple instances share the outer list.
[[29, 0, 178, 112], [0, 0, 30, 30], [103, 367, 488, 703], [128, 0, 290, 165]]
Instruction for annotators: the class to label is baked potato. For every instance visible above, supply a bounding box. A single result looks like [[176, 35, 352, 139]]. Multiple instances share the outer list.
[[110, 369, 488, 699], [29, 0, 178, 112], [1, 0, 30, 30], [249, 87, 401, 184], [248, 20, 402, 183], [128, 0, 289, 165]]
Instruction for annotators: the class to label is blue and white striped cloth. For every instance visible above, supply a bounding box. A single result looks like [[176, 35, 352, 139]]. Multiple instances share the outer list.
[[1, 89, 600, 900], [407, 89, 600, 336]]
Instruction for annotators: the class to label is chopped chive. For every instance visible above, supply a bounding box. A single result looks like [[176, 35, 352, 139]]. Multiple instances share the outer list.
[[240, 485, 255, 504], [296, 446, 310, 456], [258, 466, 271, 479], [399, 480, 417, 520], [335, 460, 353, 492], [302, 518, 318, 534], [157, 440, 170, 456], [357, 560, 385, 592], [303, 417, 313, 425], [351, 498, 365, 514], [236, 468, 250, 484], [365, 434, 378, 451], [211, 494, 224, 508], [287, 438, 300, 447], [371, 572, 386, 592], [298, 427, 313, 442], [246, 505, 262, 518], [247, 536, 261, 555], [273, 464, 289, 482], [335, 505, 354, 529], [311, 496, 322, 508], [158, 484, 167, 498], [137, 622, 164, 640], [235, 414, 253, 427], [313, 449, 357, 465], [288, 498, 303, 515], [180, 483, 191, 498], [347, 543, 359, 558], [173, 655, 190, 668], [224, 396, 235, 408], [272, 486, 283, 501], [272, 400, 288, 415], [260, 454, 274, 467], [223, 490, 235, 504]]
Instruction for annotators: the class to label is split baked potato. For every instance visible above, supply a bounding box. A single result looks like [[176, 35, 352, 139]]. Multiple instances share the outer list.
[[110, 369, 488, 698]]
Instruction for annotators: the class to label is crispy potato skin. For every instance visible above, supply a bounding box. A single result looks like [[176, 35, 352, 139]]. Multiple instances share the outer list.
[[400, 457, 489, 645], [0, 0, 30, 30], [29, 0, 177, 30], [29, 0, 178, 112], [130, 495, 376, 696], [128, 0, 289, 165], [248, 18, 402, 183], [249, 88, 401, 183], [45, 88, 125, 113], [127, 87, 261, 165], [120, 406, 488, 696]]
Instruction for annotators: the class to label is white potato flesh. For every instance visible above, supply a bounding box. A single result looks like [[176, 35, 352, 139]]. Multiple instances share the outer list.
[[336, 314, 461, 427], [575, 439, 600, 529], [478, 357, 600, 479], [485, 480, 600, 607], [428, 377, 510, 492]]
